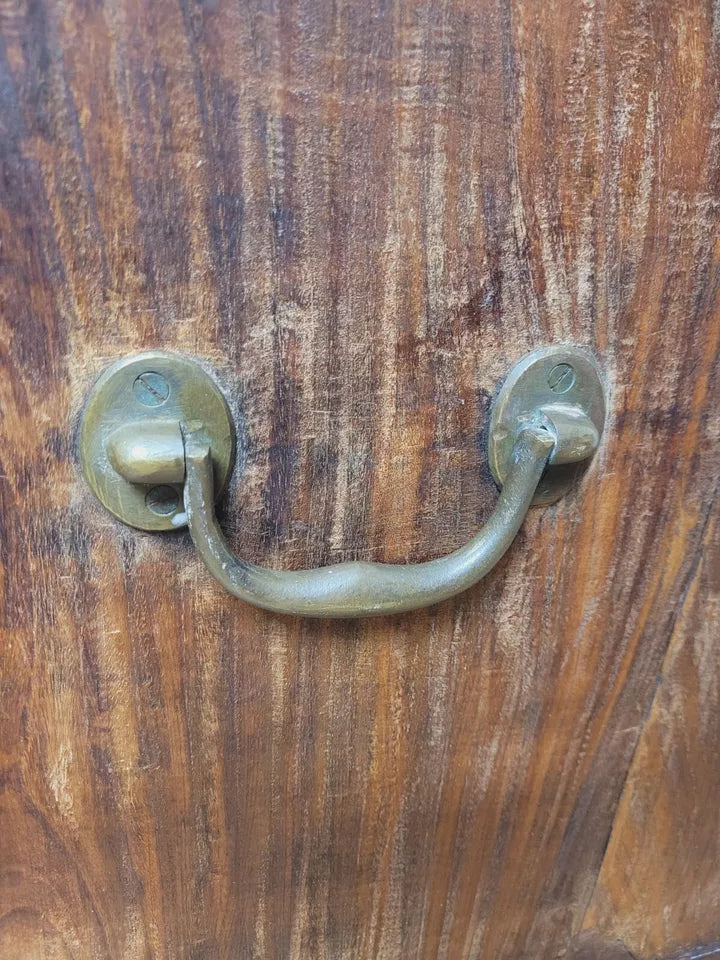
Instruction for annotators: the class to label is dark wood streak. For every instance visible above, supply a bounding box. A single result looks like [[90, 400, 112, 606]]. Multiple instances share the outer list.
[[0, 0, 719, 957]]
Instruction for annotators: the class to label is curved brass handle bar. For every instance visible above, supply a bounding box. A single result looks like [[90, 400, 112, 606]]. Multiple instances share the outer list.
[[183, 425, 555, 618]]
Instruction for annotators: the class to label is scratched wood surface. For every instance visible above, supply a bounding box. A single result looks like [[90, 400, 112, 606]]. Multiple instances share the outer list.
[[0, 0, 719, 958]]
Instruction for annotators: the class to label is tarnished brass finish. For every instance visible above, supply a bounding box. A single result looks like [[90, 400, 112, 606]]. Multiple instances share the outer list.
[[80, 352, 235, 530], [183, 424, 554, 617], [488, 345, 606, 504], [107, 420, 186, 485], [80, 345, 606, 616]]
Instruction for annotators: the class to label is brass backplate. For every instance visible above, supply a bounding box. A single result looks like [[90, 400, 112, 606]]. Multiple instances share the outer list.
[[80, 352, 235, 530], [488, 345, 606, 505]]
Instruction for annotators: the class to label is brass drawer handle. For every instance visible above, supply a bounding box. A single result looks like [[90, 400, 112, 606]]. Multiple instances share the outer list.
[[80, 346, 605, 618]]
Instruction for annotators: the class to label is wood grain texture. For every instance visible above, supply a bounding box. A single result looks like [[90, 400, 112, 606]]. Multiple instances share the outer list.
[[583, 502, 720, 959], [0, 0, 719, 957], [566, 934, 720, 960], [565, 931, 635, 960]]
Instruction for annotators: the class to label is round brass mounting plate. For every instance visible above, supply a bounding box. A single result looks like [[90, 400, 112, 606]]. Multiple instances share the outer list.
[[80, 351, 235, 530], [488, 345, 605, 505]]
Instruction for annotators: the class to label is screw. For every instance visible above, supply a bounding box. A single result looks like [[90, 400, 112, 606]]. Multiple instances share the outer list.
[[146, 485, 180, 516], [133, 371, 170, 406], [548, 363, 575, 393]]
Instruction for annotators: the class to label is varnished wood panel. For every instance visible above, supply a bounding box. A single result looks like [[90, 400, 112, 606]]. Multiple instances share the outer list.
[[0, 0, 719, 957], [584, 502, 720, 959]]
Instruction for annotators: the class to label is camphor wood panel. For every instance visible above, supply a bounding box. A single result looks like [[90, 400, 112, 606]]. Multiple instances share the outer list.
[[0, 0, 719, 957]]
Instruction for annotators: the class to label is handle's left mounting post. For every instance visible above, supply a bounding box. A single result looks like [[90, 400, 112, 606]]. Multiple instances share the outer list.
[[79, 351, 235, 531]]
